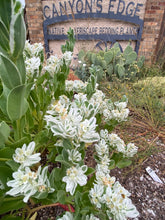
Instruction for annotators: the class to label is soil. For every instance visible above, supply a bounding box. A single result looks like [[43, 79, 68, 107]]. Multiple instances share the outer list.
[[110, 150, 165, 220]]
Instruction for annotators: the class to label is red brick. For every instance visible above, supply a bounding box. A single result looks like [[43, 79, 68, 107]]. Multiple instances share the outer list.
[[146, 10, 157, 14]]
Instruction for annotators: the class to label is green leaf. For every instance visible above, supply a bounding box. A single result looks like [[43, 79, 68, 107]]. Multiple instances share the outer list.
[[0, 84, 10, 116], [0, 166, 12, 189], [0, 121, 10, 147], [109, 159, 115, 169], [10, 12, 25, 60], [7, 84, 28, 121], [63, 139, 72, 150], [123, 44, 133, 55], [137, 56, 145, 68], [124, 51, 137, 65], [34, 191, 48, 200], [0, 147, 14, 159], [104, 51, 113, 64], [6, 160, 19, 171], [15, 55, 26, 84], [55, 154, 71, 167], [7, 136, 30, 149], [85, 167, 95, 176], [62, 149, 68, 161], [0, 196, 25, 215], [0, 0, 12, 31], [49, 167, 64, 184], [0, 21, 10, 52], [116, 158, 132, 168], [57, 190, 66, 204], [107, 63, 113, 76], [117, 64, 125, 78], [0, 53, 22, 89], [111, 152, 123, 164]]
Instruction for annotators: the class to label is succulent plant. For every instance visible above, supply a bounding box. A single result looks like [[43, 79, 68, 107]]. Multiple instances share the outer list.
[[76, 43, 145, 82]]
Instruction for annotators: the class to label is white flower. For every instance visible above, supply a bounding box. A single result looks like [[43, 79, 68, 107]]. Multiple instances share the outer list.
[[24, 41, 43, 58], [6, 166, 54, 203], [74, 93, 88, 106], [100, 129, 109, 142], [96, 171, 116, 187], [13, 142, 41, 168], [62, 51, 73, 65], [6, 167, 38, 202], [111, 108, 129, 122], [65, 80, 74, 91], [89, 184, 104, 209], [52, 118, 77, 138], [124, 143, 138, 157], [83, 63, 86, 67], [114, 101, 127, 110], [44, 55, 62, 75], [67, 149, 82, 164], [77, 117, 100, 143], [108, 133, 125, 151], [62, 165, 87, 195], [32, 42, 44, 57], [25, 57, 40, 76], [58, 211, 74, 220], [37, 166, 54, 194], [96, 163, 109, 174], [95, 139, 109, 157], [67, 107, 83, 125], [103, 109, 112, 120]]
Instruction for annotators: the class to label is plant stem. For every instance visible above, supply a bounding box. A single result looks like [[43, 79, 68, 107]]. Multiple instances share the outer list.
[[16, 119, 22, 140], [0, 158, 10, 161]]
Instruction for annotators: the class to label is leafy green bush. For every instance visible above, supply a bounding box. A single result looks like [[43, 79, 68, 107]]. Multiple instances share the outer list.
[[138, 64, 165, 79], [75, 43, 145, 82], [133, 76, 165, 98]]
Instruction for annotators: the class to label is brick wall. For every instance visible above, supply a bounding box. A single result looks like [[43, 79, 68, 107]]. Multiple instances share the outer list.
[[25, 0, 44, 44], [138, 0, 165, 64], [154, 9, 165, 66], [25, 0, 165, 64]]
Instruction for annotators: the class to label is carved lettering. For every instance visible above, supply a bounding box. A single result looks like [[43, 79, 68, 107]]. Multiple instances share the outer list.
[[43, 5, 51, 19], [52, 3, 59, 18], [76, 0, 84, 13], [126, 2, 135, 16], [117, 0, 125, 15], [96, 0, 102, 13]]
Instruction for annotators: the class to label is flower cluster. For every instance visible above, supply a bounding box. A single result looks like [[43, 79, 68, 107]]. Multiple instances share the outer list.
[[63, 78, 129, 123], [100, 130, 138, 157], [88, 130, 139, 220], [24, 41, 43, 58], [44, 52, 73, 76], [6, 142, 54, 203], [23, 41, 44, 80], [65, 80, 88, 92], [90, 181, 139, 220], [45, 94, 100, 144], [102, 100, 129, 122]]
